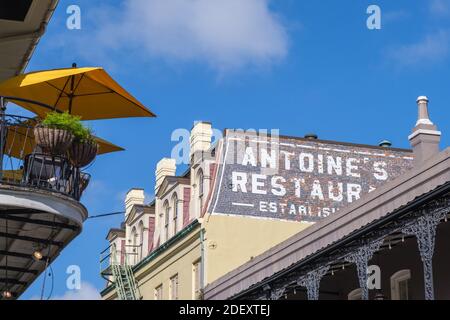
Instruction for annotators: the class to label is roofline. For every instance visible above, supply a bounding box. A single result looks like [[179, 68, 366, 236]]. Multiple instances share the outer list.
[[105, 228, 125, 240], [157, 176, 190, 198], [125, 204, 154, 225], [223, 129, 413, 153], [165, 176, 190, 185]]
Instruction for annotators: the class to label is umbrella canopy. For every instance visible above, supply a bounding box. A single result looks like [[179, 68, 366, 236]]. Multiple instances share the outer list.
[[4, 120, 124, 159], [0, 67, 156, 120]]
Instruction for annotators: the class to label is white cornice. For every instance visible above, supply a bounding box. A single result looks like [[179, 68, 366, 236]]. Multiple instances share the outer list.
[[408, 129, 441, 140]]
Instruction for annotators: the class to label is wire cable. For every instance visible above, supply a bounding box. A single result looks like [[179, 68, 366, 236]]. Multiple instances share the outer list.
[[46, 264, 54, 300], [40, 216, 56, 300], [87, 211, 124, 219]]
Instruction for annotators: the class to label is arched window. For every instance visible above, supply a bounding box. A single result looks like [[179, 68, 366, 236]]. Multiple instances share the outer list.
[[131, 226, 137, 246], [348, 288, 362, 300], [197, 169, 204, 214], [138, 221, 145, 261], [390, 269, 411, 300], [164, 200, 170, 241], [172, 193, 178, 235], [159, 211, 163, 243], [131, 226, 138, 265]]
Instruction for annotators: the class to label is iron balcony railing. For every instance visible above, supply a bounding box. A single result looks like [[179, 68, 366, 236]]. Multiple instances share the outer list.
[[0, 96, 90, 201]]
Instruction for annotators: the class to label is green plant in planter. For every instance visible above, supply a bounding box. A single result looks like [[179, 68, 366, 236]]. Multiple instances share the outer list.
[[41, 111, 83, 133], [42, 111, 95, 143], [34, 112, 80, 155], [73, 124, 94, 143], [35, 112, 98, 166], [68, 120, 98, 167]]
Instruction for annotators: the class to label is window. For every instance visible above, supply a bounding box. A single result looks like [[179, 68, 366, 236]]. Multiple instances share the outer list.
[[131, 226, 138, 264], [154, 284, 163, 300], [391, 270, 411, 300], [172, 194, 178, 235], [348, 288, 362, 300], [131, 227, 137, 246], [138, 221, 144, 261], [163, 200, 169, 241], [170, 274, 179, 300], [197, 170, 204, 213], [193, 260, 202, 299], [159, 211, 164, 245]]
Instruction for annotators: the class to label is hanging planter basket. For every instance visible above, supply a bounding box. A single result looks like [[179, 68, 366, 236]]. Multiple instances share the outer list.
[[33, 125, 74, 155], [68, 140, 98, 167]]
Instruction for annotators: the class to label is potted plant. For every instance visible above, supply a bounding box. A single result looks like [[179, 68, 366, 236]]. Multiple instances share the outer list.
[[34, 112, 77, 155], [68, 123, 98, 168]]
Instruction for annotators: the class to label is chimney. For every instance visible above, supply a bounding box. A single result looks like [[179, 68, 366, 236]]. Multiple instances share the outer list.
[[304, 133, 318, 140], [408, 96, 441, 165], [190, 121, 212, 161], [125, 188, 145, 217], [155, 158, 176, 193], [379, 140, 392, 148]]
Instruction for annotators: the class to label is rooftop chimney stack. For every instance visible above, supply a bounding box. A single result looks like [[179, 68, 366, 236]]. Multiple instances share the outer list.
[[125, 188, 145, 218], [408, 96, 441, 166], [155, 158, 177, 194], [190, 121, 212, 162]]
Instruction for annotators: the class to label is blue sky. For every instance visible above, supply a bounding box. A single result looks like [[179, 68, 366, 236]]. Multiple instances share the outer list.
[[19, 0, 450, 299]]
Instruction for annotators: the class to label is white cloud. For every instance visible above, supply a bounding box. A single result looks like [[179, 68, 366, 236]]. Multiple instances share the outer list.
[[382, 10, 410, 24], [430, 0, 450, 16], [29, 282, 101, 300], [74, 0, 288, 73], [387, 30, 450, 66], [51, 282, 101, 300]]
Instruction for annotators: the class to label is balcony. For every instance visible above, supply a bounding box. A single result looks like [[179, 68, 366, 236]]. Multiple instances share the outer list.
[[0, 96, 88, 299], [1, 114, 91, 201]]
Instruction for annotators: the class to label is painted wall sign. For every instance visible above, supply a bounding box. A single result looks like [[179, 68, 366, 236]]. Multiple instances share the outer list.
[[209, 131, 414, 222]]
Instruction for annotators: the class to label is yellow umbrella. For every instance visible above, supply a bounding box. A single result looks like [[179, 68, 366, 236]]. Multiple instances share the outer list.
[[0, 66, 156, 120], [4, 120, 124, 160]]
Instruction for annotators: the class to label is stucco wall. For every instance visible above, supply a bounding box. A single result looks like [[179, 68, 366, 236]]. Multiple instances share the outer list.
[[203, 214, 312, 285], [103, 225, 202, 300], [136, 228, 202, 300]]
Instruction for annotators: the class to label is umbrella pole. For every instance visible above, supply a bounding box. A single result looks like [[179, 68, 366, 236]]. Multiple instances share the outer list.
[[69, 63, 77, 114], [69, 75, 75, 114], [69, 97, 73, 114], [0, 97, 6, 179]]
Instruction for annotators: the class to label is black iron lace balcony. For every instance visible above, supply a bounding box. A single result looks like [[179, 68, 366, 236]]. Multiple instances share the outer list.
[[0, 96, 90, 201]]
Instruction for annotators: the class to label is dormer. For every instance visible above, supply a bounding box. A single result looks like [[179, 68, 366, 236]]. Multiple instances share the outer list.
[[153, 175, 191, 246]]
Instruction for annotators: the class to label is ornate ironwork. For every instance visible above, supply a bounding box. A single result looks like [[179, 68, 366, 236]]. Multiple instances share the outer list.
[[401, 205, 449, 300], [297, 265, 330, 300], [253, 284, 287, 301], [269, 286, 286, 300], [344, 239, 384, 300], [0, 107, 90, 200], [235, 194, 450, 301]]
